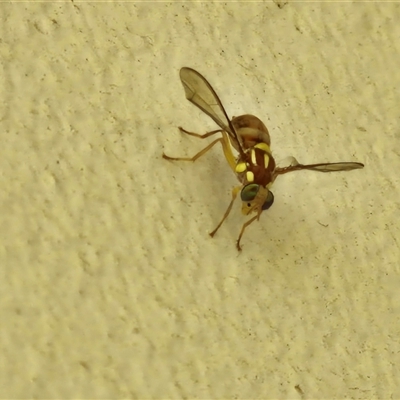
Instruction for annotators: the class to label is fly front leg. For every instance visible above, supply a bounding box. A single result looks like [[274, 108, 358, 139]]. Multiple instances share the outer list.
[[236, 215, 258, 251], [210, 186, 241, 238]]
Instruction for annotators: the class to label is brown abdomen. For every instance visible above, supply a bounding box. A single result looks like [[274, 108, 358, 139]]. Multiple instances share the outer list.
[[231, 114, 271, 149]]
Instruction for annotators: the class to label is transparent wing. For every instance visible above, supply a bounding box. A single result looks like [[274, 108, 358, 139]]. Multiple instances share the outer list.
[[275, 156, 364, 175], [179, 67, 242, 151], [299, 162, 365, 172]]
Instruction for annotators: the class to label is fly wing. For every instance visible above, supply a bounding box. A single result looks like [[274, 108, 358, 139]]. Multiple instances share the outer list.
[[179, 67, 242, 148], [298, 162, 364, 172], [275, 157, 364, 175]]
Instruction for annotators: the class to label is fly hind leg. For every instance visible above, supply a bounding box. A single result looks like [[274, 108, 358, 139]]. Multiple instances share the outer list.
[[162, 127, 223, 162], [178, 127, 222, 139], [163, 130, 236, 172], [162, 137, 224, 162]]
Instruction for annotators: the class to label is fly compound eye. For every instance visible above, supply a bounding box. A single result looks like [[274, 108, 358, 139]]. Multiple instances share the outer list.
[[241, 184, 260, 202], [262, 190, 274, 210]]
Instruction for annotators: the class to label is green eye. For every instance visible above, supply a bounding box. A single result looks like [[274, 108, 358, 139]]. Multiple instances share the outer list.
[[262, 191, 274, 210], [241, 184, 260, 201]]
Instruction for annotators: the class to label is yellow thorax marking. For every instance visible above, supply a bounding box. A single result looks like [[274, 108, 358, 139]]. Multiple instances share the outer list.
[[246, 171, 254, 182], [254, 143, 271, 152], [250, 145, 271, 168], [251, 149, 257, 165], [255, 143, 271, 167], [235, 162, 247, 173], [264, 153, 270, 167], [235, 143, 271, 175]]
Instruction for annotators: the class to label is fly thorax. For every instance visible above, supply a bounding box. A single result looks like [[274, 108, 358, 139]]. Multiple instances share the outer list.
[[235, 143, 275, 187]]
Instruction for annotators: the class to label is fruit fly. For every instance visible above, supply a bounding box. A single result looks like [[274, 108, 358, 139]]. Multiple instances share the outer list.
[[163, 67, 364, 251]]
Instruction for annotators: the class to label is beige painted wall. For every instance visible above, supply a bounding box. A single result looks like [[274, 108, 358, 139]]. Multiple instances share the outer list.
[[1, 2, 399, 398]]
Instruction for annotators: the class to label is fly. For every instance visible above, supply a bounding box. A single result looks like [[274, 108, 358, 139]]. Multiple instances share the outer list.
[[163, 67, 364, 250]]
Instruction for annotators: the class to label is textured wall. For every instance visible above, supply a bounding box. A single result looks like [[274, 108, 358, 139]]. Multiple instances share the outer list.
[[1, 2, 399, 398]]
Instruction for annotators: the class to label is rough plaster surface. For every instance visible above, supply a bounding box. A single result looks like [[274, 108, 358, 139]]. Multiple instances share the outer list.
[[0, 2, 399, 399]]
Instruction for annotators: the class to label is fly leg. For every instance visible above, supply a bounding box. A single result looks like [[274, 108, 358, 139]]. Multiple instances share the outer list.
[[178, 127, 222, 139], [162, 127, 223, 162], [210, 186, 241, 238], [163, 131, 237, 171], [236, 215, 258, 251], [162, 137, 225, 162]]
